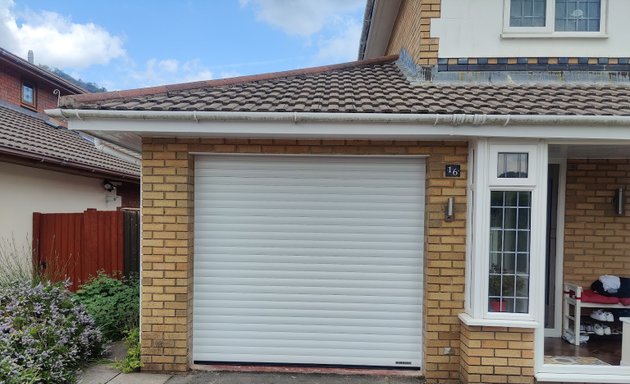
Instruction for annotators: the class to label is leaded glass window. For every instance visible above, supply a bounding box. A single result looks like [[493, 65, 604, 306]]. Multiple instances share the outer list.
[[510, 0, 547, 27], [555, 0, 601, 31], [489, 191, 531, 313]]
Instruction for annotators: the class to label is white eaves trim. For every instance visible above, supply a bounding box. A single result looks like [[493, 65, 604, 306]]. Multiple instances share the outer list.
[[46, 109, 630, 152]]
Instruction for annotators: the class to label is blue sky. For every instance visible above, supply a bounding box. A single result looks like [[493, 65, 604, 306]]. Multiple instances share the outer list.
[[0, 0, 365, 90]]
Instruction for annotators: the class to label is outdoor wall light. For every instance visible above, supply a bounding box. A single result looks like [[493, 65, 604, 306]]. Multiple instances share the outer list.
[[103, 180, 116, 192], [445, 197, 455, 222], [613, 187, 625, 216]]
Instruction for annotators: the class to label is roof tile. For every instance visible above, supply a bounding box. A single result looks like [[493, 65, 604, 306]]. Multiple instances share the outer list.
[[0, 103, 139, 179]]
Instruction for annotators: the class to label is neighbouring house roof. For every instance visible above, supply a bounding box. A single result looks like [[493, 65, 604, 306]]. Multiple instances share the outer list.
[[57, 56, 630, 116], [0, 101, 139, 180], [0, 48, 86, 95]]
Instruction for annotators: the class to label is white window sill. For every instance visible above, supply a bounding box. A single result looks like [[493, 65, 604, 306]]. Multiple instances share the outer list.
[[501, 31, 608, 39], [458, 312, 538, 328]]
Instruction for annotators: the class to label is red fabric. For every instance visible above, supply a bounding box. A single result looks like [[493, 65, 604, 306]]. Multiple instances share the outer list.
[[620, 297, 630, 306], [580, 289, 620, 304]]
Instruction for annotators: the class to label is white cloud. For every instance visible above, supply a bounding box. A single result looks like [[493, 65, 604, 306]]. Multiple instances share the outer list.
[[126, 58, 213, 89], [240, 0, 364, 37], [0, 0, 125, 68], [314, 18, 362, 63], [158, 59, 179, 73]]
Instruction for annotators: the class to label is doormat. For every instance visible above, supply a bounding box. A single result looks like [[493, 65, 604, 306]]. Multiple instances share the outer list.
[[544, 355, 610, 365]]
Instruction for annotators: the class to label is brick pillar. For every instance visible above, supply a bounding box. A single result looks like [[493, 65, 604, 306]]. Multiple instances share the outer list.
[[140, 139, 194, 372], [423, 144, 467, 384], [459, 324, 534, 383]]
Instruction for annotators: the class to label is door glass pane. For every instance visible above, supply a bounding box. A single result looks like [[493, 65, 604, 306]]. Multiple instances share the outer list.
[[488, 191, 532, 313]]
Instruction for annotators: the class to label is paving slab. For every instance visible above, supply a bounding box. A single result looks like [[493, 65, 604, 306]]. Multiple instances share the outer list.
[[166, 372, 424, 384], [78, 364, 120, 384], [108, 372, 173, 384]]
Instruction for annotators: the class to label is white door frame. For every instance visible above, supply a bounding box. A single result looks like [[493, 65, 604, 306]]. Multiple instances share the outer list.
[[544, 159, 566, 338]]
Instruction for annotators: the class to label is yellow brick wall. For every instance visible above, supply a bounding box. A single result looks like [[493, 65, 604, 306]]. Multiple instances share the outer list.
[[141, 137, 467, 381], [141, 139, 194, 372], [459, 324, 534, 384], [563, 159, 630, 288], [386, 0, 441, 66]]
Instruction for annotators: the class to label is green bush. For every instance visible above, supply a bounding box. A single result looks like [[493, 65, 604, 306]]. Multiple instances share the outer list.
[[114, 327, 142, 373], [75, 274, 139, 341], [0, 281, 102, 384]]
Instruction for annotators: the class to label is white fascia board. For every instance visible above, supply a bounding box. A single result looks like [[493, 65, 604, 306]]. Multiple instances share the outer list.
[[68, 118, 630, 141], [49, 109, 630, 147], [363, 0, 402, 59]]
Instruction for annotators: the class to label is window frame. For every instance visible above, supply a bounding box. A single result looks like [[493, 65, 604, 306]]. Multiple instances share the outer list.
[[463, 141, 547, 326], [489, 146, 536, 186], [21, 80, 36, 109], [502, 0, 608, 38]]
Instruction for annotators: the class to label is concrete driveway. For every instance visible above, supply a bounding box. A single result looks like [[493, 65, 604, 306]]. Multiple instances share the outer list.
[[167, 372, 424, 384], [80, 366, 424, 384]]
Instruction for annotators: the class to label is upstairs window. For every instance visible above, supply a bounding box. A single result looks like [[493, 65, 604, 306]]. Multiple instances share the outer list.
[[21, 81, 36, 108], [505, 0, 605, 34], [510, 0, 546, 27], [555, 0, 601, 31]]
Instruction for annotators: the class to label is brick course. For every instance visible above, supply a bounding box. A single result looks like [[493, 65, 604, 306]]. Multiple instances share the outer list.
[[563, 159, 630, 288], [141, 137, 467, 381]]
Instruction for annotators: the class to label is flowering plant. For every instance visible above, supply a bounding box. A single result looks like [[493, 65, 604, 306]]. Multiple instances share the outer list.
[[0, 281, 102, 384]]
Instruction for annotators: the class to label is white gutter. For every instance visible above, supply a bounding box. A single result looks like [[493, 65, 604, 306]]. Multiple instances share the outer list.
[[47, 108, 630, 127]]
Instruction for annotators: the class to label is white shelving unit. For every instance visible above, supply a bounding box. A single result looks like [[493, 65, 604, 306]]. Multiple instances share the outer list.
[[563, 282, 626, 346]]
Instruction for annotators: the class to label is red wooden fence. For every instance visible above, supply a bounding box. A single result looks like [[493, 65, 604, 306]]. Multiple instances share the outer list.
[[32, 209, 124, 291]]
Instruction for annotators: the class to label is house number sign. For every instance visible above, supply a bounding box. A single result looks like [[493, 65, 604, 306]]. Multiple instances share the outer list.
[[445, 164, 461, 177]]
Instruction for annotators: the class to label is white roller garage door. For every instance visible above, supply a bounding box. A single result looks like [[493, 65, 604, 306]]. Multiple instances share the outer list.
[[193, 155, 425, 368]]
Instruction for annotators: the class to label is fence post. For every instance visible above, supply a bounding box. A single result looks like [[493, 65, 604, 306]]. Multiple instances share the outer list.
[[123, 210, 140, 276], [32, 212, 41, 277]]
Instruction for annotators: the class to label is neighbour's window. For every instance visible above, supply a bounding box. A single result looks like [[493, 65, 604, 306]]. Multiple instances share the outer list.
[[21, 81, 35, 107], [555, 0, 601, 31], [510, 0, 547, 27], [488, 191, 531, 313]]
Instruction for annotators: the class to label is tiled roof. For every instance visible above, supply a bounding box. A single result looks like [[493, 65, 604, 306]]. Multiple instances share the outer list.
[[59, 55, 630, 116], [0, 102, 139, 179]]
